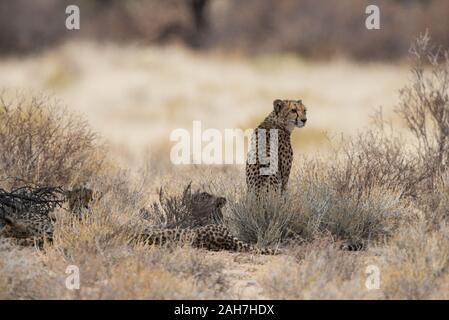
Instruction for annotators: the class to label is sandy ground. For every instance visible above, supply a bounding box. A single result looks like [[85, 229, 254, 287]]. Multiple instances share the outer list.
[[206, 251, 282, 299], [1, 42, 448, 300]]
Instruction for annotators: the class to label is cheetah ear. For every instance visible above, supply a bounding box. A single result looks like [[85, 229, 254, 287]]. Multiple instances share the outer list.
[[216, 197, 227, 208], [3, 216, 14, 225], [273, 99, 283, 114]]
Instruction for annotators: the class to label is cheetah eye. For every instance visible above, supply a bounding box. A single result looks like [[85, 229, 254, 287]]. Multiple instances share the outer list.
[[291, 110, 297, 113]]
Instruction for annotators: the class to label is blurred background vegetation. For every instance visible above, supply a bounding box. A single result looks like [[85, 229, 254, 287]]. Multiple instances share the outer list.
[[3, 0, 447, 163], [1, 2, 449, 300], [1, 0, 448, 60]]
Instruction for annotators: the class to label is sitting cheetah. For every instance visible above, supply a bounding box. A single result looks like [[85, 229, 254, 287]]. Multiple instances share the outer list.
[[137, 224, 280, 255], [246, 99, 307, 196]]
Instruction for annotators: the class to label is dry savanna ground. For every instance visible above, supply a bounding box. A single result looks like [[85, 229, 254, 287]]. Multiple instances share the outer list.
[[0, 35, 448, 299]]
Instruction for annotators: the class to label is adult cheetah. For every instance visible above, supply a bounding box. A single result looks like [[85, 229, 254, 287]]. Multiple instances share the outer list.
[[137, 224, 280, 255], [1, 188, 278, 255], [143, 184, 227, 228], [2, 212, 279, 255], [246, 99, 307, 196], [65, 187, 95, 215], [0, 187, 95, 247]]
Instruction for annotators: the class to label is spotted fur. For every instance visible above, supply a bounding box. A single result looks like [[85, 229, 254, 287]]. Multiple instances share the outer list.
[[138, 224, 280, 255], [246, 99, 307, 196], [0, 189, 278, 255], [0, 187, 95, 247], [0, 211, 53, 247]]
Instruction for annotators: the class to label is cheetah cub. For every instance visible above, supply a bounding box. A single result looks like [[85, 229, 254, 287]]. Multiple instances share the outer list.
[[246, 99, 307, 196]]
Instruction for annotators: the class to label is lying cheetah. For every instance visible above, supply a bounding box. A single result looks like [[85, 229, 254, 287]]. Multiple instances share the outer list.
[[2, 212, 279, 255], [187, 190, 226, 225], [1, 188, 277, 255], [138, 224, 280, 255], [0, 187, 95, 247], [246, 99, 307, 196], [0, 212, 53, 247]]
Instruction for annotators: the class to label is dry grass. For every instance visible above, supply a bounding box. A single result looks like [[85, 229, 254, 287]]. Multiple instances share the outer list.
[[0, 91, 106, 189], [1, 34, 449, 299], [378, 219, 449, 300], [0, 243, 229, 299], [0, 173, 230, 299], [258, 240, 374, 299], [252, 34, 449, 300]]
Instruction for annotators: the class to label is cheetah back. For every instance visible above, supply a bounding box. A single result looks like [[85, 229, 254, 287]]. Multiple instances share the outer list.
[[140, 224, 278, 255], [246, 99, 307, 196]]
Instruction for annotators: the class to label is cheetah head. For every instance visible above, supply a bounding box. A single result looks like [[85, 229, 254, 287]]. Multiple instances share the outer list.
[[0, 215, 33, 238], [66, 187, 94, 214], [190, 191, 227, 224], [273, 99, 307, 131]]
